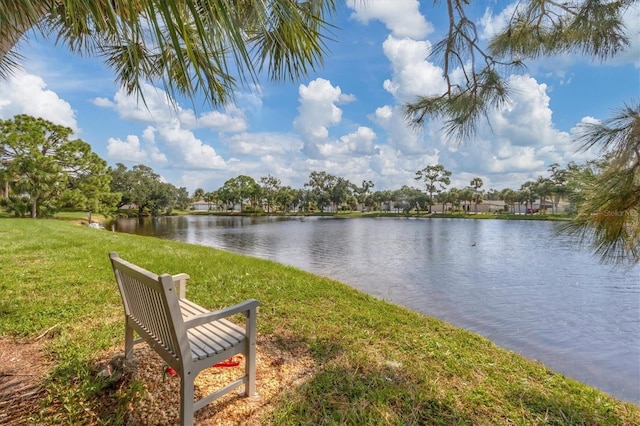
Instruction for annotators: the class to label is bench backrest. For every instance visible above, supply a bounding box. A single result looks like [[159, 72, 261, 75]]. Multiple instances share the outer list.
[[109, 253, 187, 364]]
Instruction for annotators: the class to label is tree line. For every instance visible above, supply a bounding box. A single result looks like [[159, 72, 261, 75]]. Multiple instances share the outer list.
[[0, 113, 598, 219], [188, 161, 601, 217]]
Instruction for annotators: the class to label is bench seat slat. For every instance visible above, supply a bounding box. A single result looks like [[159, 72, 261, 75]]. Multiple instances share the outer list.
[[180, 299, 246, 360]]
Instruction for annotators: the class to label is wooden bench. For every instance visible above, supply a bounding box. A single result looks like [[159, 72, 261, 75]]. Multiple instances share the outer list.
[[109, 252, 260, 425]]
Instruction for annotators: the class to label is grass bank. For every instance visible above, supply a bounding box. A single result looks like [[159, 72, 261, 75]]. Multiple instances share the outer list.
[[1, 218, 637, 425]]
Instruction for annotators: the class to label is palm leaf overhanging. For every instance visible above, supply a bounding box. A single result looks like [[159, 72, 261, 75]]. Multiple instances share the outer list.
[[0, 0, 337, 106]]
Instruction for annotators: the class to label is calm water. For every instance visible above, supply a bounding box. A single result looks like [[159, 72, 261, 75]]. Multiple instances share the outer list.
[[113, 215, 640, 404]]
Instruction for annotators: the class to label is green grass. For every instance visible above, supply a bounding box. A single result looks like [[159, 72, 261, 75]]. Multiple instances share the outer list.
[[1, 218, 638, 425]]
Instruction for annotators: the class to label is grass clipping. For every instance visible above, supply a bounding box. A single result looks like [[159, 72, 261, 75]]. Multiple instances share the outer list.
[[121, 335, 315, 425]]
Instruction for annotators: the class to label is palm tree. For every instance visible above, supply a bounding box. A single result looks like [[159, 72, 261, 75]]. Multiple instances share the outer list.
[[470, 177, 483, 214], [534, 176, 553, 214], [1, 1, 336, 106]]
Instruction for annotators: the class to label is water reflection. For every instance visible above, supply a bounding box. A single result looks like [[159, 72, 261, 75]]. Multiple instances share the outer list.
[[112, 215, 640, 404]]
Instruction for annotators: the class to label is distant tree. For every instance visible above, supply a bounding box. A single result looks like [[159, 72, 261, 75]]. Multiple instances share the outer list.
[[470, 177, 483, 214], [520, 181, 537, 214], [275, 186, 297, 212], [534, 176, 553, 214], [204, 191, 220, 211], [0, 114, 116, 218], [329, 177, 355, 212], [175, 186, 190, 210], [220, 175, 260, 211], [355, 180, 375, 208], [260, 175, 281, 213], [393, 186, 427, 215], [192, 188, 206, 202], [109, 163, 179, 215], [548, 163, 569, 213], [415, 164, 452, 213], [305, 171, 336, 212], [502, 188, 518, 214]]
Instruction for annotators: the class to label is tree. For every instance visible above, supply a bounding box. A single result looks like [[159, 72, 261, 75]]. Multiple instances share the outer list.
[[109, 163, 180, 215], [192, 188, 206, 202], [305, 171, 336, 212], [415, 164, 451, 213], [220, 175, 260, 212], [520, 181, 537, 214], [0, 114, 116, 217], [563, 103, 640, 265], [534, 176, 553, 214], [329, 177, 355, 212], [1, 1, 337, 108], [275, 186, 297, 212], [548, 163, 569, 213], [502, 188, 518, 214], [260, 175, 282, 213], [469, 177, 483, 214]]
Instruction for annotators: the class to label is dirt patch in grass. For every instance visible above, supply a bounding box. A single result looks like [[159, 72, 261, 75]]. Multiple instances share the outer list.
[[0, 338, 52, 425], [122, 334, 315, 425], [2, 333, 315, 425]]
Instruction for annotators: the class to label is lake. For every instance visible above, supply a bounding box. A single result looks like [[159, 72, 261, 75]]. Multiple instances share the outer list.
[[112, 215, 640, 404]]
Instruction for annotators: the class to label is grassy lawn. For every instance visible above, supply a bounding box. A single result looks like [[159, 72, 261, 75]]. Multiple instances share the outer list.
[[1, 218, 637, 425]]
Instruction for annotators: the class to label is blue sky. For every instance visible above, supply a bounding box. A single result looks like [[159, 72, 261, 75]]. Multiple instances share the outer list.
[[1, 0, 638, 194]]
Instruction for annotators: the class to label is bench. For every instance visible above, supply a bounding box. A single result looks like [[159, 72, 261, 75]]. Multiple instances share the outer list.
[[109, 252, 260, 425]]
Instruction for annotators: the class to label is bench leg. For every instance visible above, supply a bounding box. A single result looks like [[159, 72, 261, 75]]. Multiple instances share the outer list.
[[180, 373, 195, 426], [246, 309, 258, 396], [124, 322, 134, 360]]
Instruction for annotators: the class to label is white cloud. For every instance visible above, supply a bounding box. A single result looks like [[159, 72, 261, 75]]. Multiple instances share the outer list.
[[433, 74, 592, 189], [315, 126, 379, 157], [372, 105, 433, 155], [382, 36, 445, 101], [293, 78, 352, 156], [106, 134, 167, 163], [96, 84, 248, 133], [95, 84, 242, 169], [197, 106, 247, 133], [156, 121, 227, 169], [347, 0, 432, 39], [223, 132, 302, 157], [0, 71, 78, 130]]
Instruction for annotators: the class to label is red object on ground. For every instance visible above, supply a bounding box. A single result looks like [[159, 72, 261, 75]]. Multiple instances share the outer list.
[[165, 366, 178, 376], [214, 356, 242, 367]]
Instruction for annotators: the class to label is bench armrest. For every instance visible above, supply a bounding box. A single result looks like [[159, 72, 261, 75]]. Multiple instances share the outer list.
[[183, 299, 260, 329], [172, 273, 190, 299]]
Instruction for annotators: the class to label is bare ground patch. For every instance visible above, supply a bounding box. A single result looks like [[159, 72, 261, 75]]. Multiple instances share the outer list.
[[101, 333, 316, 425], [0, 338, 52, 425]]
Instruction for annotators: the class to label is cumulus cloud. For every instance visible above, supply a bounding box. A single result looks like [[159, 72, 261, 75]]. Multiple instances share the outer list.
[[293, 78, 354, 157], [155, 121, 227, 169], [382, 36, 445, 100], [223, 132, 302, 157], [347, 0, 432, 39], [0, 71, 78, 130], [94, 84, 243, 169], [433, 74, 592, 189], [106, 133, 167, 163]]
